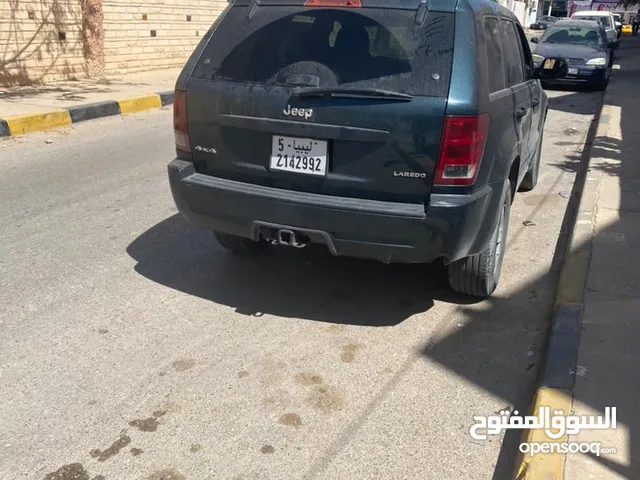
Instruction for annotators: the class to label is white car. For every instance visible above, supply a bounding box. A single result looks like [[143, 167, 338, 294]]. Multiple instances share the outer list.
[[571, 11, 621, 48]]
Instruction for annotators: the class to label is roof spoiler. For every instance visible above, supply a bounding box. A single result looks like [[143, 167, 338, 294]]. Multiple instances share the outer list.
[[231, 0, 434, 9], [230, 0, 455, 14]]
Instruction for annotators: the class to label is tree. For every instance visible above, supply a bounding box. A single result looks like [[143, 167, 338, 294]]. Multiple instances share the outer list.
[[618, 0, 640, 7]]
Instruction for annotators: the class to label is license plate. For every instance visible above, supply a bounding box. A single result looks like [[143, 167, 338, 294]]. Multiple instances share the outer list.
[[568, 67, 579, 75], [270, 135, 328, 176], [543, 58, 556, 70]]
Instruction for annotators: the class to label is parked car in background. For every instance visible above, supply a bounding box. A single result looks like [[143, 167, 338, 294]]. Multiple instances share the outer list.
[[571, 10, 620, 49], [612, 13, 623, 38], [169, 0, 564, 298], [530, 15, 558, 30], [531, 19, 612, 90], [622, 23, 633, 35]]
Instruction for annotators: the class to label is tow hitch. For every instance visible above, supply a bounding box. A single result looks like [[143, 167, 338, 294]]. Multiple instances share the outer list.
[[252, 221, 335, 253], [274, 229, 309, 248]]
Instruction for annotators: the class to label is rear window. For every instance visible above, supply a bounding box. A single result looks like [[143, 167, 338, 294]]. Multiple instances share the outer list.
[[574, 15, 611, 28], [541, 26, 606, 47], [192, 6, 455, 97], [484, 18, 505, 93], [501, 20, 524, 86]]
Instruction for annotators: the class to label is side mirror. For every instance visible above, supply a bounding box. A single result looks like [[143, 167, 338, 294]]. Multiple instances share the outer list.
[[531, 37, 539, 43], [615, 21, 622, 28], [534, 57, 568, 79]]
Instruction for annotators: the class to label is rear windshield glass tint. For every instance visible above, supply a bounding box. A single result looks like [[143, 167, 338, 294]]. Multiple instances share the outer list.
[[541, 26, 605, 47], [192, 7, 455, 97], [574, 16, 610, 28]]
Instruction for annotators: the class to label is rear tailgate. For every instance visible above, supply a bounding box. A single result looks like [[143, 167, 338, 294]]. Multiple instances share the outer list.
[[186, 4, 455, 204]]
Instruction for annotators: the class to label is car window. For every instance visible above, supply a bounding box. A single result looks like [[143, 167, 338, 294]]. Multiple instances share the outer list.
[[484, 17, 506, 93], [192, 6, 455, 97], [514, 22, 534, 80], [576, 16, 611, 29], [500, 19, 524, 86], [541, 26, 606, 47]]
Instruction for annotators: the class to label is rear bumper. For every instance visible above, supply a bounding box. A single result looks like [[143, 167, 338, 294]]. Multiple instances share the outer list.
[[168, 159, 505, 264]]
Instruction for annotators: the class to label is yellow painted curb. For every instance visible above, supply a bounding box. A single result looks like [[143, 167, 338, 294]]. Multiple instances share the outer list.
[[3, 110, 71, 136], [514, 387, 573, 480], [555, 247, 591, 306], [118, 94, 162, 115]]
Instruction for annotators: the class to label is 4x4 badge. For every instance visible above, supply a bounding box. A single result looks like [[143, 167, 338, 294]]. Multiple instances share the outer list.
[[194, 145, 217, 154], [283, 105, 313, 120]]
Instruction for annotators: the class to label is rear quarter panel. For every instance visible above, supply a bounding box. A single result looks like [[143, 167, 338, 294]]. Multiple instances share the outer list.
[[448, 0, 520, 189], [447, 0, 484, 117]]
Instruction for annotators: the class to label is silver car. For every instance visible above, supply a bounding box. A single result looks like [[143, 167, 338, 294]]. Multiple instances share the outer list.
[[571, 11, 620, 48]]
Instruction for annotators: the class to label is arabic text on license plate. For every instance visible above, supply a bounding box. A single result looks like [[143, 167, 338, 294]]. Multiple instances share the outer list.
[[270, 135, 328, 176], [568, 67, 579, 75], [543, 59, 556, 70]]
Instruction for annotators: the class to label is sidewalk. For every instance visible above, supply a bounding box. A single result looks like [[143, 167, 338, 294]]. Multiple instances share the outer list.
[[564, 41, 640, 479], [1, 68, 180, 136]]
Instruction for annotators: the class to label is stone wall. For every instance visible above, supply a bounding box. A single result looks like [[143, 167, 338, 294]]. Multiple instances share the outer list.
[[0, 0, 85, 86], [0, 0, 227, 86], [102, 0, 227, 75]]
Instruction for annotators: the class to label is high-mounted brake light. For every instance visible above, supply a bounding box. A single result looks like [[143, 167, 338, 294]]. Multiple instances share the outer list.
[[304, 0, 362, 7], [173, 89, 190, 153], [434, 115, 490, 186]]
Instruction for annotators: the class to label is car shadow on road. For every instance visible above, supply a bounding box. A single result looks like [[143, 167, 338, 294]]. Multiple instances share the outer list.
[[545, 90, 601, 175], [126, 214, 480, 327], [424, 41, 640, 480], [419, 122, 591, 479], [127, 210, 561, 479]]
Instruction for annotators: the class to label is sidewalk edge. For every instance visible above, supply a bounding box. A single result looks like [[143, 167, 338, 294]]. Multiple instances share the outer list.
[[0, 91, 174, 138], [512, 79, 614, 480]]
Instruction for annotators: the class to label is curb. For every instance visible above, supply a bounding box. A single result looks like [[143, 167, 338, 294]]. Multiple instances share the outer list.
[[513, 79, 615, 479], [0, 91, 174, 138]]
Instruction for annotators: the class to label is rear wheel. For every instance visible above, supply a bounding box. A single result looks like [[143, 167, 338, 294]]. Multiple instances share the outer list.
[[447, 184, 512, 298], [214, 231, 267, 255]]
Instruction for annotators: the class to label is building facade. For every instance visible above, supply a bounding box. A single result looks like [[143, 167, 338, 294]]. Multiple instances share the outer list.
[[568, 0, 640, 22], [0, 0, 227, 86]]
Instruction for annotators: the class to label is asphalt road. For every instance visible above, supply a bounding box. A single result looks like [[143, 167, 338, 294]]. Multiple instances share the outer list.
[[0, 89, 601, 480]]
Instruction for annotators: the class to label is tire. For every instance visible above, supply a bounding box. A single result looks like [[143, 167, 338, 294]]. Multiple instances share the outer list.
[[447, 184, 512, 298], [214, 231, 267, 255], [519, 131, 543, 192]]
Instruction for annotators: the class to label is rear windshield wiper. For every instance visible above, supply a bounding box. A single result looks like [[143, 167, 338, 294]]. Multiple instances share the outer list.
[[292, 87, 413, 101]]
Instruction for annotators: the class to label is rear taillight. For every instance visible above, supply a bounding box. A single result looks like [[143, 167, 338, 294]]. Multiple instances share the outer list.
[[435, 115, 490, 186], [174, 89, 190, 153]]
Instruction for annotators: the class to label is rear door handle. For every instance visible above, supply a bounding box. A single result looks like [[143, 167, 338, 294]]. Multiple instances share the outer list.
[[516, 107, 527, 119]]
